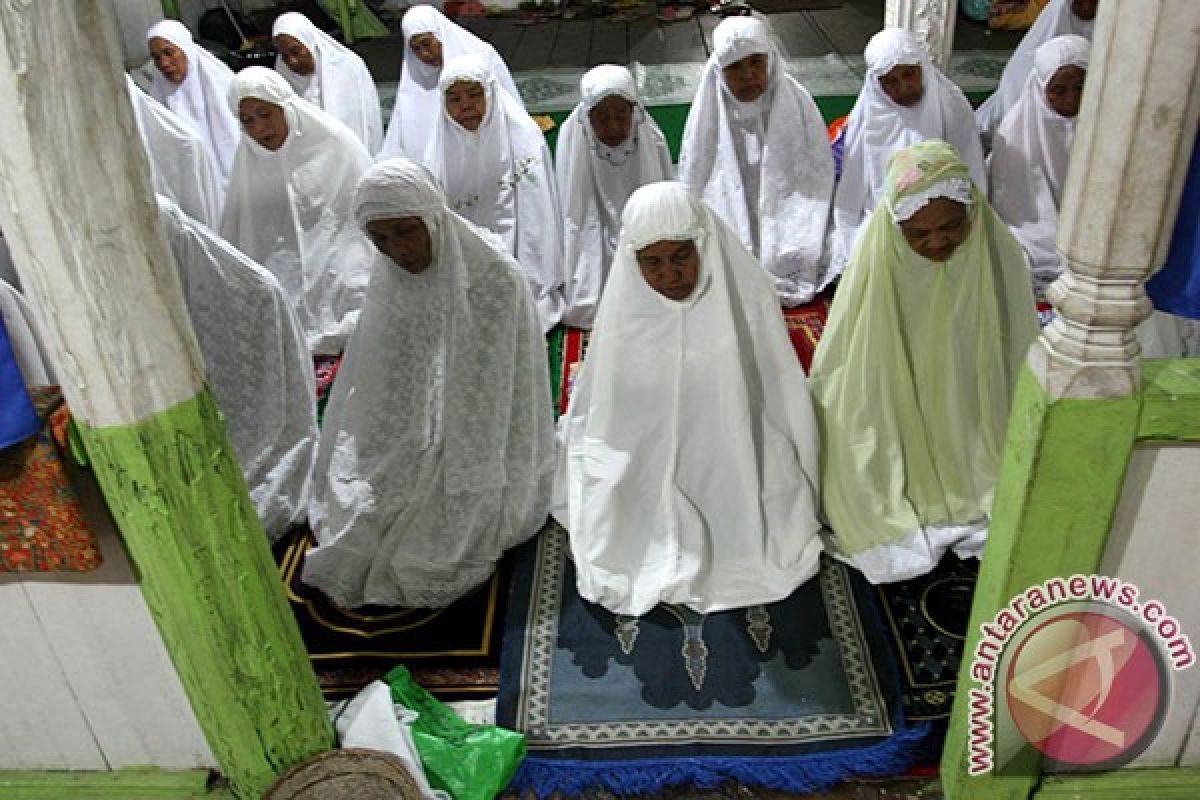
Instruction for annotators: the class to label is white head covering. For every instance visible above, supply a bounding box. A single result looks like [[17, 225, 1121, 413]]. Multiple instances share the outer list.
[[377, 5, 521, 162], [553, 181, 824, 616], [976, 0, 1096, 140], [302, 159, 555, 609], [422, 56, 565, 332], [679, 17, 836, 305], [988, 35, 1089, 292], [218, 67, 374, 355], [831, 27, 987, 273], [127, 74, 222, 227], [272, 12, 384, 154], [145, 19, 240, 191], [157, 194, 316, 540], [555, 65, 673, 329]]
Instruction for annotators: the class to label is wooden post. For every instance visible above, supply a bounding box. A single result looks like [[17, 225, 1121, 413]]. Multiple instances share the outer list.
[[0, 3, 334, 798]]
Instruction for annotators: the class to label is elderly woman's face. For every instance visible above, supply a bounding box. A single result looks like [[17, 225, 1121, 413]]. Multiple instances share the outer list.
[[1045, 65, 1086, 118], [588, 95, 635, 148], [722, 53, 769, 103], [879, 64, 923, 107], [445, 80, 487, 131], [409, 33, 443, 67], [636, 239, 700, 301], [899, 197, 970, 262], [366, 216, 433, 274], [238, 98, 289, 151], [149, 36, 188, 84], [274, 34, 316, 76]]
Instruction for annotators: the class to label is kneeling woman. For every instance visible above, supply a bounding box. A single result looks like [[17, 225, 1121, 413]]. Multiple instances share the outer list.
[[303, 159, 556, 609], [555, 182, 824, 617], [810, 140, 1039, 584]]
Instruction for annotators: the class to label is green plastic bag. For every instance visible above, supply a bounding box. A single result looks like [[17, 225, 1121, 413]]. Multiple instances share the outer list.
[[384, 665, 526, 800]]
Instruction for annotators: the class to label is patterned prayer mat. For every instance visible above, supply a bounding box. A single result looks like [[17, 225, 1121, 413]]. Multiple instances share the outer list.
[[0, 387, 101, 573], [874, 555, 980, 721], [275, 526, 512, 700], [497, 525, 928, 796]]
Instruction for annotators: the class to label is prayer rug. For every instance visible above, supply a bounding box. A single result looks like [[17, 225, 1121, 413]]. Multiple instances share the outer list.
[[497, 526, 928, 796], [0, 387, 101, 573], [873, 554, 979, 721], [783, 295, 831, 374], [313, 353, 343, 424], [275, 526, 512, 700]]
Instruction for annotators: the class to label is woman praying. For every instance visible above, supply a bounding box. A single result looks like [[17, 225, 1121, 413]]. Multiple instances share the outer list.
[[219, 67, 374, 355], [988, 35, 1089, 299], [272, 12, 384, 154], [422, 56, 565, 332], [831, 28, 985, 273], [145, 19, 240, 192], [554, 181, 824, 616], [555, 65, 673, 328], [679, 16, 836, 306], [811, 140, 1038, 584], [303, 159, 555, 609], [377, 5, 520, 162]]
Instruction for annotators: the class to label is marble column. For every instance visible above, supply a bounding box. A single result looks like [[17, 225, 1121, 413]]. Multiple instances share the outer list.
[[885, 0, 958, 72], [1030, 0, 1200, 398]]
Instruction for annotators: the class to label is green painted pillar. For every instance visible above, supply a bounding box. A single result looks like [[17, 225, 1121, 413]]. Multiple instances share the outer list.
[[160, 0, 181, 20], [0, 3, 333, 797]]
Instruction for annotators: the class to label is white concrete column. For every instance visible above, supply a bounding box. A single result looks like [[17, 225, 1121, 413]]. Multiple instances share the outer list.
[[885, 0, 957, 72], [1030, 0, 1200, 398]]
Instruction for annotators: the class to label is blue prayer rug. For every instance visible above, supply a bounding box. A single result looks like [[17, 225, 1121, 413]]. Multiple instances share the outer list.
[[497, 525, 929, 796]]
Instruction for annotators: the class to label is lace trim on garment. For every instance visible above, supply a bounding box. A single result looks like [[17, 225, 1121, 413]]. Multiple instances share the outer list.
[[889, 177, 973, 222]]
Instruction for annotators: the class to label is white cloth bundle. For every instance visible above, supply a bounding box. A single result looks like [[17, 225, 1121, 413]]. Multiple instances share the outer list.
[[158, 195, 317, 540], [303, 159, 555, 609], [219, 67, 374, 355], [272, 12, 384, 154], [554, 181, 823, 616], [976, 0, 1095, 141], [145, 19, 240, 192], [988, 35, 1089, 293], [377, 5, 521, 162], [422, 56, 565, 332], [555, 65, 673, 328], [127, 75, 222, 227], [831, 27, 986, 273], [679, 17, 836, 305]]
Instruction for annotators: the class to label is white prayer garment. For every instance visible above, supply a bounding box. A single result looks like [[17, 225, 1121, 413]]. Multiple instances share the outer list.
[[988, 35, 1089, 295], [556, 65, 673, 329], [158, 195, 317, 540], [679, 17, 836, 306], [553, 181, 824, 617], [377, 5, 521, 162], [127, 75, 223, 228], [423, 56, 566, 332], [0, 279, 56, 386], [831, 28, 986, 273], [272, 12, 384, 155], [976, 0, 1096, 142], [219, 67, 374, 356], [145, 19, 240, 192], [303, 159, 555, 609]]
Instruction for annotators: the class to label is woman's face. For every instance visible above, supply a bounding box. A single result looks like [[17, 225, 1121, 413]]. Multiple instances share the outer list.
[[722, 53, 770, 103], [366, 216, 433, 274], [149, 36, 188, 84], [409, 33, 443, 68], [445, 80, 487, 131], [588, 95, 635, 148], [879, 64, 924, 107], [636, 239, 700, 301], [1045, 65, 1086, 118], [274, 33, 316, 76], [238, 98, 289, 151], [898, 197, 970, 262]]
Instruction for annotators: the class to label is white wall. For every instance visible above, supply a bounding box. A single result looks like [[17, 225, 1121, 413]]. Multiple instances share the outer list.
[[1101, 443, 1200, 768]]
